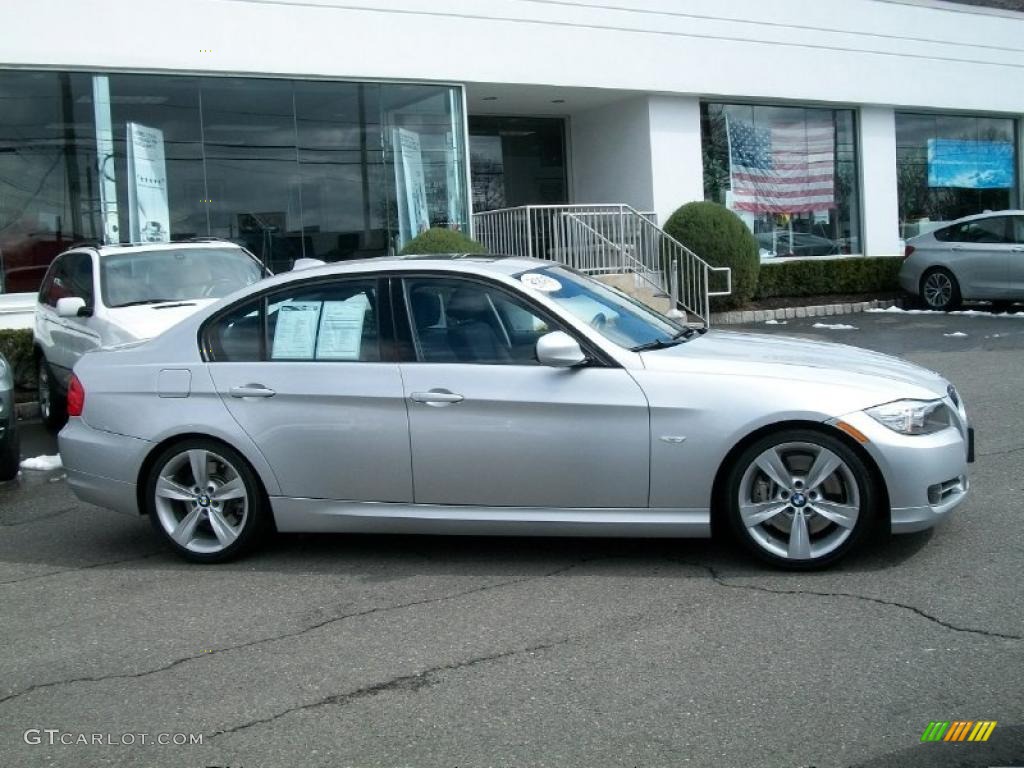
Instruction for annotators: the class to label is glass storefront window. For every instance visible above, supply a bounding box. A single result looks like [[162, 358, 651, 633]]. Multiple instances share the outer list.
[[0, 70, 469, 293], [896, 112, 1018, 240], [701, 103, 861, 258], [468, 116, 568, 212]]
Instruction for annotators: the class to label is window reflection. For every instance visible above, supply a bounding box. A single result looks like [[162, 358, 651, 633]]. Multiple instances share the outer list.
[[0, 70, 469, 293], [896, 112, 1018, 239]]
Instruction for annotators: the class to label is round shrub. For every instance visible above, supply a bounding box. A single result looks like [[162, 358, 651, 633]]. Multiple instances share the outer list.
[[399, 228, 486, 256], [662, 201, 760, 310]]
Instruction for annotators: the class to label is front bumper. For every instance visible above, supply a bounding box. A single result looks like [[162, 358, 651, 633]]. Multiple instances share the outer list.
[[836, 410, 970, 534], [59, 418, 151, 516]]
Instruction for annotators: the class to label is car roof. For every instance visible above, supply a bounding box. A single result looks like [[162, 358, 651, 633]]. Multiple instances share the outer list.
[[941, 209, 1024, 226], [67, 240, 248, 258]]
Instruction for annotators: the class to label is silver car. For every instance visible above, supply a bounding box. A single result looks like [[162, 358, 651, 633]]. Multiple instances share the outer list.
[[900, 210, 1024, 311], [59, 256, 974, 569]]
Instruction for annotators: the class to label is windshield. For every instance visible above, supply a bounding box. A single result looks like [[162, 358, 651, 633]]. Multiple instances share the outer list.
[[515, 266, 685, 350], [101, 247, 263, 308]]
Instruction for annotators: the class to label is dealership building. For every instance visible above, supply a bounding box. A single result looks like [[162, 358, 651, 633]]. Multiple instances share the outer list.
[[1, 0, 1023, 324]]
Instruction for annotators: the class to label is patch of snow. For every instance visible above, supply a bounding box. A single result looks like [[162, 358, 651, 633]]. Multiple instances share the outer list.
[[20, 454, 62, 471], [943, 332, 968, 338], [812, 322, 858, 330], [764, 319, 788, 325], [866, 306, 1024, 318]]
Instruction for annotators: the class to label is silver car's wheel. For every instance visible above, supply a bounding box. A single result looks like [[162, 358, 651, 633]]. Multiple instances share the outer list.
[[147, 440, 266, 562], [726, 430, 876, 569], [921, 269, 960, 311]]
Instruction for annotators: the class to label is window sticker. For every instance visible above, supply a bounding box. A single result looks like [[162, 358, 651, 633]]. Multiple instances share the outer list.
[[271, 301, 321, 359], [316, 294, 370, 360], [520, 273, 562, 293]]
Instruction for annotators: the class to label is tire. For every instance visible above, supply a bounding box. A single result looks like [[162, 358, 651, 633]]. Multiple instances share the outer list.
[[0, 420, 19, 482], [144, 438, 270, 563], [725, 429, 878, 570], [920, 268, 961, 312], [37, 356, 67, 432]]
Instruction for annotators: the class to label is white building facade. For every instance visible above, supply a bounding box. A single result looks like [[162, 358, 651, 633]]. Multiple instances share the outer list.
[[1, 0, 1023, 321]]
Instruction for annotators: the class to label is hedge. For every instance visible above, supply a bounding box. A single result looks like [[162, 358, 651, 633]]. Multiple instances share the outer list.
[[399, 228, 486, 256], [0, 328, 34, 390], [754, 256, 903, 299], [663, 202, 760, 310]]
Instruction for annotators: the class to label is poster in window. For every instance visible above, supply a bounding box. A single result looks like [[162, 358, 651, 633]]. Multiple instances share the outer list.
[[126, 122, 171, 242], [927, 139, 1014, 189], [393, 128, 430, 249], [316, 294, 371, 360], [271, 301, 321, 359]]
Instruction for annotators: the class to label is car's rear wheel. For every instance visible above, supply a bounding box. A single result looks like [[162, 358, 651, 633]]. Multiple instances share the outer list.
[[144, 439, 269, 563], [921, 268, 961, 312], [37, 357, 67, 432], [725, 429, 877, 569]]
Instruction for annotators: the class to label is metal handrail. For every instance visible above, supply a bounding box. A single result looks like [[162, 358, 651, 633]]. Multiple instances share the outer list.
[[472, 204, 731, 326]]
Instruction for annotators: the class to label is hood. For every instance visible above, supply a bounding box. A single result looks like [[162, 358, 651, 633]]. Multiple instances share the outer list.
[[641, 330, 948, 401], [105, 299, 218, 343]]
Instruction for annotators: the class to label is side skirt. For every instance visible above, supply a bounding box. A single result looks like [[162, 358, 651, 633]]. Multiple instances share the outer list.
[[271, 498, 710, 538]]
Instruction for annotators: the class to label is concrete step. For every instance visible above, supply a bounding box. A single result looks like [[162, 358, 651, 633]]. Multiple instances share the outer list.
[[594, 273, 674, 315]]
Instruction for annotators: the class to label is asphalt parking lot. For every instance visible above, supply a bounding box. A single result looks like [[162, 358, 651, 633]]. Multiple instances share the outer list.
[[0, 308, 1022, 768]]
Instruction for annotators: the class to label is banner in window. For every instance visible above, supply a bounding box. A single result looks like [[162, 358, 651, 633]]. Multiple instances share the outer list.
[[927, 139, 1014, 189], [393, 128, 430, 249], [126, 122, 170, 242]]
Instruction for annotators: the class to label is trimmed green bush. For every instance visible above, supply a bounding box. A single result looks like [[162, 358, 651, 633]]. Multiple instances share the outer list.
[[663, 202, 760, 310], [399, 228, 486, 256], [0, 328, 35, 390], [755, 256, 902, 299]]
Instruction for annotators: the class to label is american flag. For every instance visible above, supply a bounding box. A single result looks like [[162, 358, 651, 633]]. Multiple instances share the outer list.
[[726, 116, 836, 214]]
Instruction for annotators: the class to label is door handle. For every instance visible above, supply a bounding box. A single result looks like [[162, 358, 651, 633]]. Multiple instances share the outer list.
[[410, 390, 464, 405], [230, 384, 276, 398]]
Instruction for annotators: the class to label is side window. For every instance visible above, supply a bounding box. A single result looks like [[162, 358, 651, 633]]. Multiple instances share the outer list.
[[950, 218, 1010, 244], [38, 257, 65, 307], [403, 277, 553, 365], [266, 280, 379, 362], [205, 298, 263, 362], [63, 252, 95, 305], [1013, 217, 1024, 245]]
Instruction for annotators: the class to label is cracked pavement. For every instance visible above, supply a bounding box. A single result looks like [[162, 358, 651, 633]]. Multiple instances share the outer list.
[[0, 310, 1022, 768]]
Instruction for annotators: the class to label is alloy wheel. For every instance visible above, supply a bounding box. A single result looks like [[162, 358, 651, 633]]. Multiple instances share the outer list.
[[923, 272, 953, 309], [737, 441, 861, 562], [153, 449, 249, 554]]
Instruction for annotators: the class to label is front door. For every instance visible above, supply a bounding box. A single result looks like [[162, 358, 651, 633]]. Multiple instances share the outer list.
[[205, 277, 413, 502], [397, 275, 649, 508], [1009, 216, 1024, 298], [946, 216, 1013, 296]]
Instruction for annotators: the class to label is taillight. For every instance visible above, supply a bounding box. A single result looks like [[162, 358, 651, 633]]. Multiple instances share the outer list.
[[904, 244, 916, 259], [67, 374, 85, 417]]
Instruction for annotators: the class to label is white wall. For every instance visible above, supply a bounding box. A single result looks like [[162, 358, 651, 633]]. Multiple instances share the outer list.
[[2, 0, 1024, 114], [859, 107, 903, 257], [571, 98, 653, 212], [647, 96, 705, 225]]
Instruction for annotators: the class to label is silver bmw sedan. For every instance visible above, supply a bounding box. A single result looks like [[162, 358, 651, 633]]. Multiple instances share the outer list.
[[59, 255, 973, 569]]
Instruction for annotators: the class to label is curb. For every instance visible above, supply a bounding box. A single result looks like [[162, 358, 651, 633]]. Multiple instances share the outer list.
[[710, 298, 902, 325]]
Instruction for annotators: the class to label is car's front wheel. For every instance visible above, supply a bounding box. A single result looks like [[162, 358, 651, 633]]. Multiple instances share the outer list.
[[37, 357, 67, 431], [144, 439, 269, 563], [920, 268, 961, 312], [725, 429, 877, 569], [0, 420, 19, 481]]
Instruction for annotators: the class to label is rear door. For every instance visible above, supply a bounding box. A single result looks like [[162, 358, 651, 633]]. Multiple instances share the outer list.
[[940, 216, 1012, 297], [204, 276, 413, 502]]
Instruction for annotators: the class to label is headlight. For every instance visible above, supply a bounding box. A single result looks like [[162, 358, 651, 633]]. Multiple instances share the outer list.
[[866, 399, 950, 435]]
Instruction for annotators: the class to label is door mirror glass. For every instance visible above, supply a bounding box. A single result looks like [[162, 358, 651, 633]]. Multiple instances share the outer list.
[[56, 297, 88, 318], [536, 331, 587, 368]]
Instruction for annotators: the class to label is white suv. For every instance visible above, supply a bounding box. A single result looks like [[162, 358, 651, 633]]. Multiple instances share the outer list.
[[34, 240, 265, 429]]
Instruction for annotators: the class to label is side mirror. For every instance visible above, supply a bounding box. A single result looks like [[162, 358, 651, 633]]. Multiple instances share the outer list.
[[536, 331, 587, 368], [56, 297, 91, 318]]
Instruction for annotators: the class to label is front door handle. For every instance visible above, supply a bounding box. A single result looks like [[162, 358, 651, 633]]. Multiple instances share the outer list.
[[410, 389, 464, 406], [230, 384, 276, 398]]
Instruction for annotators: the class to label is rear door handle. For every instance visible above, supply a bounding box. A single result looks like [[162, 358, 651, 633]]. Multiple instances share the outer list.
[[410, 390, 464, 405], [230, 384, 276, 398]]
